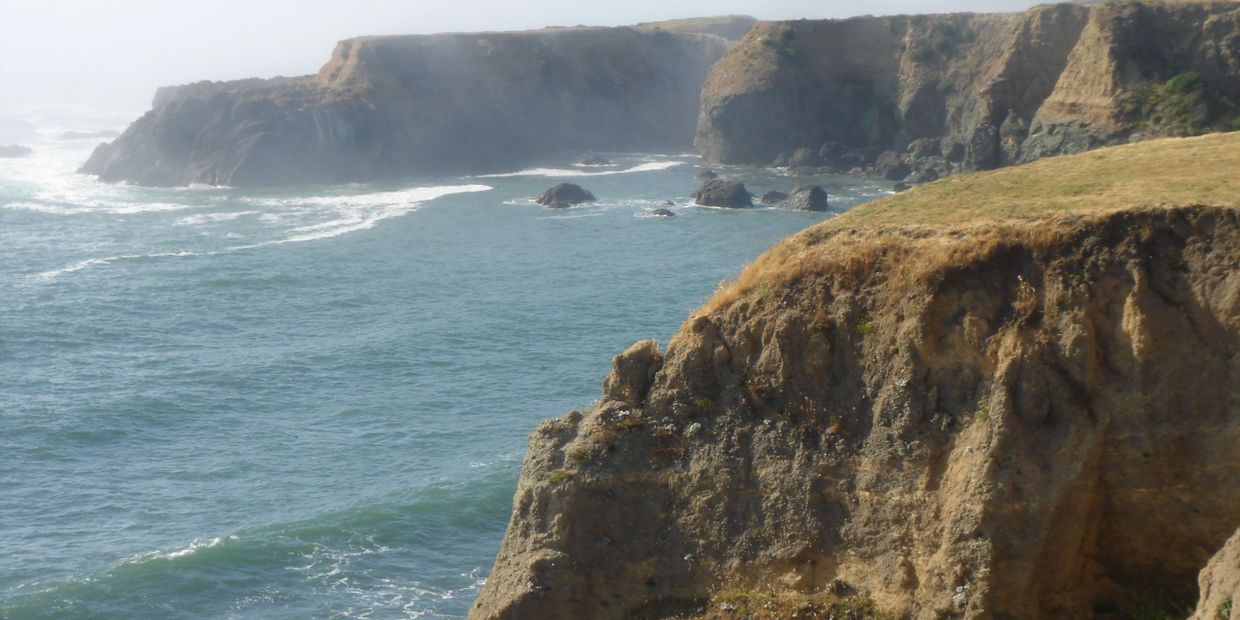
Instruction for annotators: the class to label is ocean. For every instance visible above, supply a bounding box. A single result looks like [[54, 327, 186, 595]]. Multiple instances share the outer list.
[[0, 107, 890, 619]]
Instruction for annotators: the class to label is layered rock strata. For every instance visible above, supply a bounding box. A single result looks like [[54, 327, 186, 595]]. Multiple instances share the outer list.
[[696, 2, 1240, 184]]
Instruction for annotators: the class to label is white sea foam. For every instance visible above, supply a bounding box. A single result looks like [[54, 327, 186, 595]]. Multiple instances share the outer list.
[[127, 536, 236, 564], [242, 184, 491, 209], [173, 211, 259, 226], [245, 184, 492, 245], [30, 184, 493, 282], [477, 161, 683, 178], [3, 200, 195, 215], [32, 250, 205, 282]]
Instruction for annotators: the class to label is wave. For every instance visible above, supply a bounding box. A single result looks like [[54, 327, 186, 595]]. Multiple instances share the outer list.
[[173, 211, 259, 226], [0, 465, 518, 619], [240, 183, 492, 246], [2, 200, 196, 216], [476, 161, 683, 178], [241, 184, 491, 209], [28, 184, 493, 282], [31, 250, 206, 282]]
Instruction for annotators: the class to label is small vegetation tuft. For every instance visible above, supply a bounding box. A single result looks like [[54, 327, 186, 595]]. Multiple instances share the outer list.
[[1120, 72, 1240, 136], [855, 312, 878, 336], [673, 589, 895, 619], [1117, 590, 1193, 620]]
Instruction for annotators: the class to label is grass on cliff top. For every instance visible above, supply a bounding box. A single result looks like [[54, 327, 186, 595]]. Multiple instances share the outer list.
[[697, 132, 1240, 315], [838, 132, 1240, 227]]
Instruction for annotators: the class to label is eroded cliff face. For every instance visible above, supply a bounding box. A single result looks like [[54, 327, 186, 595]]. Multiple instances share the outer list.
[[472, 203, 1240, 619], [82, 26, 735, 186], [1193, 528, 1240, 620], [696, 2, 1240, 183]]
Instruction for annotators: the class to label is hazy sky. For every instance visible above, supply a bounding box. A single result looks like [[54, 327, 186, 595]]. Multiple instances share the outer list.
[[0, 0, 1041, 113]]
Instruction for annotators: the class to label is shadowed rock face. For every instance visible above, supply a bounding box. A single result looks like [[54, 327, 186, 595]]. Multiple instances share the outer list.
[[83, 25, 738, 187], [471, 204, 1240, 619], [696, 2, 1240, 183], [691, 179, 752, 208]]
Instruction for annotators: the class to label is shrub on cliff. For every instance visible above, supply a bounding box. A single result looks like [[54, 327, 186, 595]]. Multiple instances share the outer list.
[[1120, 72, 1240, 137]]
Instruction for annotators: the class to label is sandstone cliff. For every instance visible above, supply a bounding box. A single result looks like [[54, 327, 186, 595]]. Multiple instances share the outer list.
[[696, 2, 1240, 184], [82, 25, 738, 186], [1193, 528, 1240, 620], [473, 133, 1240, 619]]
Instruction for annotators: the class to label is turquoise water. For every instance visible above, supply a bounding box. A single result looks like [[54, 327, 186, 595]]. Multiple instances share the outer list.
[[0, 108, 890, 619]]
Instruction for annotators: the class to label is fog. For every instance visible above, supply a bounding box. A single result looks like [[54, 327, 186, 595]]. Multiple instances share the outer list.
[[0, 0, 1042, 113]]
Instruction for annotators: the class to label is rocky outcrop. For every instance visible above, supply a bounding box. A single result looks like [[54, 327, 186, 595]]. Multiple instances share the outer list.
[[635, 16, 757, 42], [537, 183, 596, 207], [692, 180, 752, 208], [83, 25, 734, 186], [1193, 529, 1240, 620], [780, 184, 829, 211], [759, 190, 787, 205], [696, 2, 1240, 184], [0, 145, 32, 158], [473, 135, 1240, 619]]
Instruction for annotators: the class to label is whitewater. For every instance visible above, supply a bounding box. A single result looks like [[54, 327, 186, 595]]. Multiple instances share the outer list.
[[0, 107, 891, 619]]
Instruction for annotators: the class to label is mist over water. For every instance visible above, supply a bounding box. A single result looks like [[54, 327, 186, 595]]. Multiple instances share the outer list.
[[0, 107, 891, 618]]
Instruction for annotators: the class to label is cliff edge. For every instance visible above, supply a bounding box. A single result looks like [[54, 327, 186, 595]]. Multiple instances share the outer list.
[[696, 2, 1240, 184], [473, 132, 1240, 619], [81, 24, 740, 186]]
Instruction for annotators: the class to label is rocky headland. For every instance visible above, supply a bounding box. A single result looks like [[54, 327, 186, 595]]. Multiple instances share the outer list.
[[472, 132, 1240, 619], [84, 4, 1239, 188], [696, 1, 1240, 184], [81, 20, 745, 186]]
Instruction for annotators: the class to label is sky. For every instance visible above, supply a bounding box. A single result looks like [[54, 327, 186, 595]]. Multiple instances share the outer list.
[[0, 0, 1042, 113]]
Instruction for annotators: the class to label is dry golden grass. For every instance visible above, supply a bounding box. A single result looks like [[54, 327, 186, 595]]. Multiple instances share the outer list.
[[839, 132, 1240, 227], [698, 132, 1240, 315]]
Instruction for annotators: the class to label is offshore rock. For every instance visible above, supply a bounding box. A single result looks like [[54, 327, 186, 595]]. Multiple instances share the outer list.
[[759, 190, 788, 205], [780, 184, 829, 211], [691, 180, 752, 208], [537, 183, 596, 207]]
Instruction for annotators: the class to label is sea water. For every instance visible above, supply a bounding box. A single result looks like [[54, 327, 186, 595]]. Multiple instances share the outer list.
[[0, 107, 891, 619]]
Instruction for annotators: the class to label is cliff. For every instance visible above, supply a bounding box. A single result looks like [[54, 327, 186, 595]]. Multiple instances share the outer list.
[[81, 24, 740, 186], [472, 132, 1240, 619], [696, 2, 1240, 183]]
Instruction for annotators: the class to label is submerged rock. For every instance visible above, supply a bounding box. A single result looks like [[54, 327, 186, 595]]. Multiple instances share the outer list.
[[0, 145, 32, 158], [780, 184, 829, 211], [691, 179, 752, 208], [650, 208, 676, 217], [578, 154, 611, 166], [536, 183, 596, 207], [697, 169, 719, 180]]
